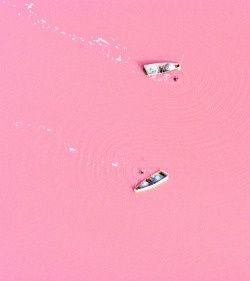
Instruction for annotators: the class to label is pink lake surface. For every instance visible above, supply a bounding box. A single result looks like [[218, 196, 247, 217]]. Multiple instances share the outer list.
[[0, 0, 249, 280]]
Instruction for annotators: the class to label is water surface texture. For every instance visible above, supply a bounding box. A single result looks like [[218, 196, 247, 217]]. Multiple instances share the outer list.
[[0, 0, 249, 280]]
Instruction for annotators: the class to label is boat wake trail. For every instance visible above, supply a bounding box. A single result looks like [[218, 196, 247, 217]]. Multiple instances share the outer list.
[[2, 0, 140, 74], [13, 121, 154, 190]]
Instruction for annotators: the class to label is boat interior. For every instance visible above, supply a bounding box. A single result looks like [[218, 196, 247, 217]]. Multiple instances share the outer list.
[[137, 171, 168, 190]]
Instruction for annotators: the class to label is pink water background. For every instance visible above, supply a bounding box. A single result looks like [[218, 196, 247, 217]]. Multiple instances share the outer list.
[[0, 0, 249, 280]]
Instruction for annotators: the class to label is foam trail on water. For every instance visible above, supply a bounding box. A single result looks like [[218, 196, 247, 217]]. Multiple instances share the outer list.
[[2, 0, 140, 73], [14, 121, 79, 154], [13, 121, 153, 178]]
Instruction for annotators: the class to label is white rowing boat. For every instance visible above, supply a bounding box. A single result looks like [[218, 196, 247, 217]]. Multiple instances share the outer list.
[[144, 62, 181, 76], [134, 170, 169, 192]]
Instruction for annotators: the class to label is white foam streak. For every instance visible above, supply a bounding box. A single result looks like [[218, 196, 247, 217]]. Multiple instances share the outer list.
[[13, 121, 79, 155], [2, 0, 138, 71]]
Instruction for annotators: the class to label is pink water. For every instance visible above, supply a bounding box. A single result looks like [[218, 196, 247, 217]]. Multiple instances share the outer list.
[[0, 0, 249, 280]]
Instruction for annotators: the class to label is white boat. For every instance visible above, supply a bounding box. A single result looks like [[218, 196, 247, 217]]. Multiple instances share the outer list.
[[144, 62, 181, 76], [134, 170, 169, 192]]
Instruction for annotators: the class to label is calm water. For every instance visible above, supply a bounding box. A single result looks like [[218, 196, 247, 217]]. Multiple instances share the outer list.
[[0, 0, 249, 280]]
